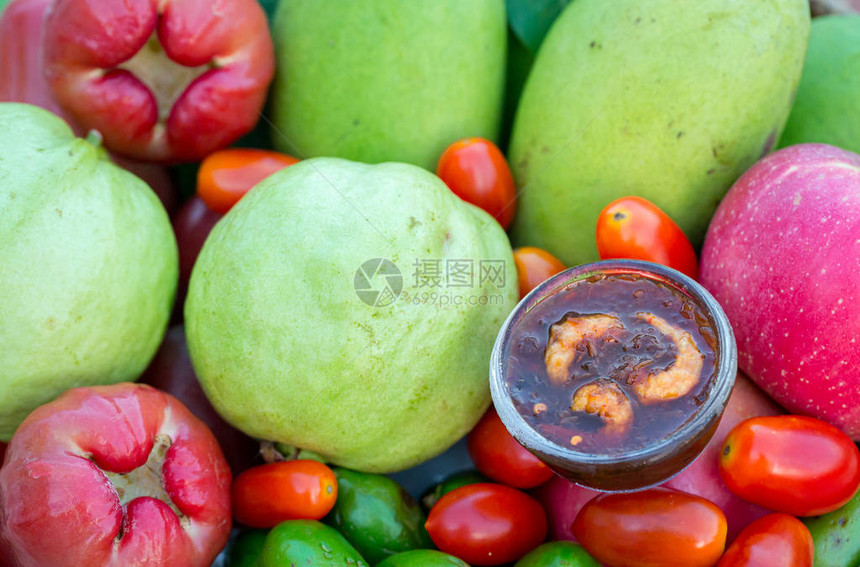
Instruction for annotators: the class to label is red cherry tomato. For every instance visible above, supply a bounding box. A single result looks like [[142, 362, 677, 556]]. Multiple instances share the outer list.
[[436, 138, 517, 229], [595, 196, 698, 279], [717, 513, 814, 567], [719, 415, 860, 517], [512, 247, 566, 299], [467, 408, 554, 489], [231, 460, 338, 528], [197, 148, 299, 214], [425, 483, 547, 566], [573, 487, 727, 567]]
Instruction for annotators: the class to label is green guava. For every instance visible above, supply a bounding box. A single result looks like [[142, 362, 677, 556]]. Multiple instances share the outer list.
[[185, 158, 517, 473], [269, 0, 506, 170], [0, 103, 178, 440]]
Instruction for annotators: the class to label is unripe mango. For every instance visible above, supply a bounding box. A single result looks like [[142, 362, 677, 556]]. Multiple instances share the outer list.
[[509, 0, 809, 266], [270, 0, 506, 171]]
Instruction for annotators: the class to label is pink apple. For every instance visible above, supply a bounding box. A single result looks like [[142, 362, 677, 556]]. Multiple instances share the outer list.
[[534, 373, 782, 543], [700, 143, 860, 437], [0, 383, 231, 566]]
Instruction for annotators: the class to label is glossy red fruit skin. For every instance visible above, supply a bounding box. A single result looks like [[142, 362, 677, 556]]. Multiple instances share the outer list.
[[232, 461, 338, 528], [572, 487, 727, 567], [436, 138, 517, 229], [172, 196, 223, 309], [0, 0, 177, 209], [595, 196, 698, 280], [512, 247, 566, 299], [467, 408, 554, 489], [425, 483, 547, 566], [197, 149, 300, 214], [140, 324, 258, 475], [717, 513, 814, 567], [0, 383, 231, 567], [42, 0, 275, 163], [719, 415, 860, 517]]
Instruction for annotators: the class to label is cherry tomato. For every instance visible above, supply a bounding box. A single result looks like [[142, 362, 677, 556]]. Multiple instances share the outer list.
[[467, 408, 554, 489], [231, 460, 338, 528], [425, 483, 547, 566], [512, 247, 566, 299], [719, 415, 860, 517], [436, 138, 517, 229], [197, 148, 299, 214], [572, 487, 727, 567], [717, 513, 813, 567], [595, 196, 698, 279]]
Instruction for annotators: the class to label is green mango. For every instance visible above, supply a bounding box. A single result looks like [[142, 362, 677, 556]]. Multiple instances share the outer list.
[[779, 15, 860, 155], [261, 520, 369, 567], [509, 0, 809, 266], [228, 529, 269, 567], [269, 0, 506, 170], [514, 542, 601, 567], [325, 468, 433, 564], [0, 103, 177, 440], [376, 550, 470, 567], [185, 158, 517, 473], [805, 489, 860, 567]]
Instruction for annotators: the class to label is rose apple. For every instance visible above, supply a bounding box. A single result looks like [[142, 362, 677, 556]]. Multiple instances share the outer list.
[[535, 373, 782, 543], [0, 383, 231, 567], [43, 0, 274, 163], [0, 0, 177, 209], [700, 143, 860, 437], [172, 196, 223, 310], [141, 325, 258, 474]]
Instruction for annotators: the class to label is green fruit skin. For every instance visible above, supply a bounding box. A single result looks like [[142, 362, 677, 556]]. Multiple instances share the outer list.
[[325, 468, 433, 564], [261, 520, 369, 567], [421, 469, 489, 511], [229, 529, 269, 567], [0, 103, 177, 440], [514, 542, 601, 567], [778, 15, 860, 155], [270, 0, 506, 170], [509, 0, 809, 266], [376, 550, 470, 567], [185, 157, 517, 473], [805, 489, 860, 567]]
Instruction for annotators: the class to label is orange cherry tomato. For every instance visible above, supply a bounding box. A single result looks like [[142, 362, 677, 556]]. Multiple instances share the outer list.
[[595, 196, 698, 279], [436, 138, 517, 229], [512, 247, 566, 299], [719, 415, 860, 517], [197, 148, 299, 214], [573, 487, 727, 567], [467, 407, 554, 489], [231, 460, 337, 528], [717, 513, 814, 567], [425, 483, 547, 566]]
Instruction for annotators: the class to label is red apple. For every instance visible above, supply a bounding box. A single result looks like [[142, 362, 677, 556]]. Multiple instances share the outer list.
[[535, 374, 782, 543], [0, 383, 231, 567], [42, 0, 274, 163], [701, 143, 860, 438], [0, 0, 177, 211], [141, 325, 258, 474]]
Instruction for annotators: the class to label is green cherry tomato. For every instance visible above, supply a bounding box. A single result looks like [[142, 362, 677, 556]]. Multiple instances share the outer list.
[[261, 520, 368, 567], [376, 549, 471, 567], [514, 542, 601, 567], [324, 467, 434, 564], [228, 529, 268, 567]]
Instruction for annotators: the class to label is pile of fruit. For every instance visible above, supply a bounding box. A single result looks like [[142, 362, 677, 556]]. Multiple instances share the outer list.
[[0, 0, 859, 565]]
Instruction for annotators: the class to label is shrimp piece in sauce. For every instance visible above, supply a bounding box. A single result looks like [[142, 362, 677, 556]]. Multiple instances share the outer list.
[[633, 312, 704, 404], [571, 378, 633, 435], [545, 314, 624, 384]]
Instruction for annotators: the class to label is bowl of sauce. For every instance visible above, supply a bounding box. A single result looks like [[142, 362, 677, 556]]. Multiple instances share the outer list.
[[489, 259, 737, 491]]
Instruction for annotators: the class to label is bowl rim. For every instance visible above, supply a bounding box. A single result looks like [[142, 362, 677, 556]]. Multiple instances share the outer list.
[[489, 258, 737, 469]]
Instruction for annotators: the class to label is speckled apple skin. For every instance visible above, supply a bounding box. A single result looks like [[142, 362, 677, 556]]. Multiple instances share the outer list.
[[700, 143, 860, 437]]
